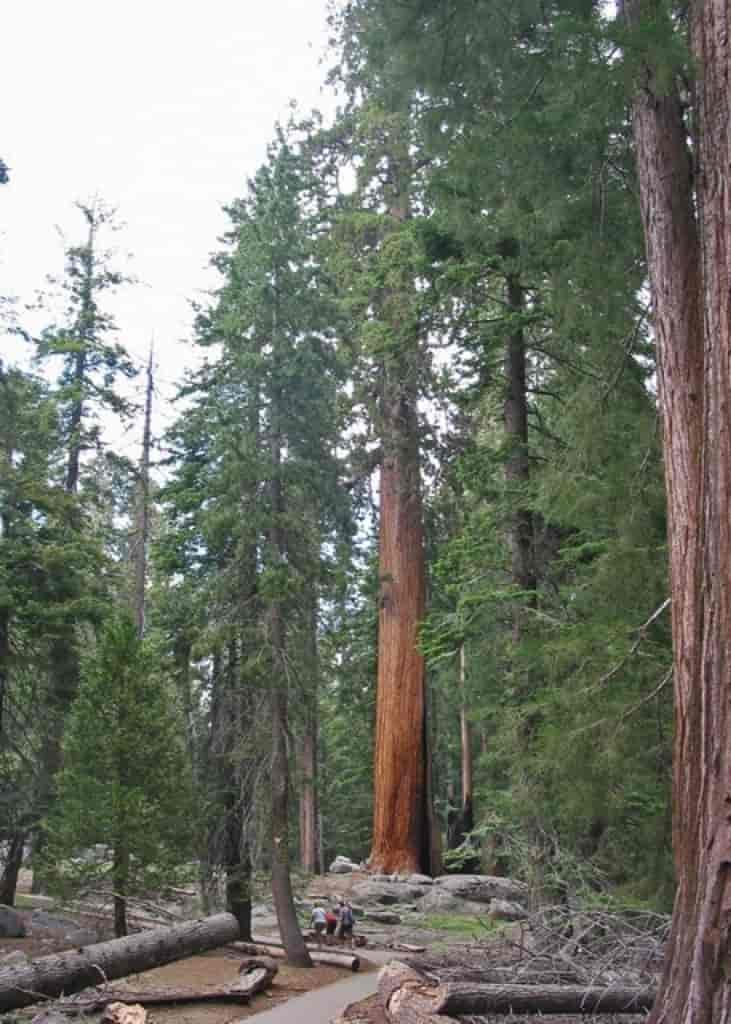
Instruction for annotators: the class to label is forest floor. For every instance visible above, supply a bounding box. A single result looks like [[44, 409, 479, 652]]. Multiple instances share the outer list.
[[0, 869, 462, 1024], [2, 871, 658, 1024]]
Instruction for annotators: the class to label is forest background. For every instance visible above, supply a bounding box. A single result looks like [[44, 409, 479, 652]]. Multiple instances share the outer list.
[[1, 0, 684, 950]]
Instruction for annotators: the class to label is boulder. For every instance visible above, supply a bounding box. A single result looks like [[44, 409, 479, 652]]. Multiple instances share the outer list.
[[30, 911, 79, 931], [0, 905, 26, 937], [420, 887, 492, 916], [350, 880, 427, 906], [432, 874, 528, 905], [251, 903, 274, 918], [406, 873, 433, 886], [329, 856, 359, 874], [489, 898, 529, 922], [364, 910, 402, 925]]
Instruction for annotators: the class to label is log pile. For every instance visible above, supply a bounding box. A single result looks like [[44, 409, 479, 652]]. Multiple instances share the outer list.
[[377, 907, 667, 1021], [234, 940, 361, 971]]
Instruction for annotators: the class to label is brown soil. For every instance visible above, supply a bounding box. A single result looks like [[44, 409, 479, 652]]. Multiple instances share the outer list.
[[115, 952, 369, 1024], [0, 910, 377, 1024]]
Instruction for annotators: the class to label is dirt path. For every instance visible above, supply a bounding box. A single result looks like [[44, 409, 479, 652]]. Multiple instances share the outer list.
[[237, 951, 394, 1024]]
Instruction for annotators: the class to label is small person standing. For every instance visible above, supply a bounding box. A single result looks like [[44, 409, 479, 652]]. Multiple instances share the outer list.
[[310, 905, 327, 944], [325, 907, 338, 944], [338, 899, 355, 948]]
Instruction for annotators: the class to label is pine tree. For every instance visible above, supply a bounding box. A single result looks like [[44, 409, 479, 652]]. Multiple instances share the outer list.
[[32, 201, 137, 866], [48, 614, 193, 937]]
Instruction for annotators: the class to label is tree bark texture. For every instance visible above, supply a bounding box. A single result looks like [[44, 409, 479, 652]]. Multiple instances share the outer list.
[[503, 265, 536, 628], [267, 359, 312, 968], [378, 962, 445, 1024], [0, 831, 25, 906], [222, 641, 252, 943], [59, 965, 277, 1011], [0, 913, 242, 1012], [370, 143, 431, 876], [234, 942, 360, 971], [623, 0, 730, 1019], [371, 388, 428, 875], [298, 593, 320, 874], [433, 982, 655, 1016]]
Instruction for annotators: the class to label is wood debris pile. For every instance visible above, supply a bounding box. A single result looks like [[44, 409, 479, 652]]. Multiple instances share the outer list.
[[379, 905, 669, 1022]]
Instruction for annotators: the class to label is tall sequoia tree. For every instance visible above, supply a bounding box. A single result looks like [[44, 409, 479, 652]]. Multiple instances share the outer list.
[[622, 0, 730, 1018], [329, 7, 438, 875]]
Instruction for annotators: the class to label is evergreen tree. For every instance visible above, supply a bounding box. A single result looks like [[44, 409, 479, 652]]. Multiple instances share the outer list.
[[47, 614, 193, 937], [32, 200, 137, 867]]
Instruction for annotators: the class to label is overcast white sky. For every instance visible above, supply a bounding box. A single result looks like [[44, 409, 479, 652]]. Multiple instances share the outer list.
[[0, 0, 335, 442]]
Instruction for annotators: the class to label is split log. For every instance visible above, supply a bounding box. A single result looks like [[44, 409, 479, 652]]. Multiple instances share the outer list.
[[233, 941, 360, 971], [0, 912, 241, 1013], [378, 962, 444, 1024], [432, 982, 656, 1016], [59, 965, 277, 1012], [102, 1003, 146, 1024]]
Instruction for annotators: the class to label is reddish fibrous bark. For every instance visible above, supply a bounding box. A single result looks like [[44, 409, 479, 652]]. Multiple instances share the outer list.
[[624, 0, 730, 1019], [369, 142, 432, 877], [370, 390, 428, 876]]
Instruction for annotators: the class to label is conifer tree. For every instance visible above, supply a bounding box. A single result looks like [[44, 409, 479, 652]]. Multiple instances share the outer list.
[[48, 615, 193, 937], [32, 201, 137, 864]]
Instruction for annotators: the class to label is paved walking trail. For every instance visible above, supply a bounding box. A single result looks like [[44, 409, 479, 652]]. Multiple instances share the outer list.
[[248, 949, 395, 1024]]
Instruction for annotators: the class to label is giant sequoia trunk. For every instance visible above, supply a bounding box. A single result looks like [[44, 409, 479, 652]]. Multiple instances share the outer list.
[[623, 0, 730, 1019], [370, 364, 429, 876], [369, 139, 433, 877]]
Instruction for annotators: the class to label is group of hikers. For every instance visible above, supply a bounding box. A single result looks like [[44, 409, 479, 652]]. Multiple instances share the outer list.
[[310, 898, 355, 947]]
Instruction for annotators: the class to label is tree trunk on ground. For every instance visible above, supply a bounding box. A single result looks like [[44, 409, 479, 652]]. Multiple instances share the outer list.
[[378, 962, 443, 1024], [59, 966, 278, 1011], [0, 913, 242, 1012], [432, 982, 656, 1016], [622, 0, 730, 1020], [234, 942, 360, 971], [0, 831, 25, 906], [370, 141, 431, 876]]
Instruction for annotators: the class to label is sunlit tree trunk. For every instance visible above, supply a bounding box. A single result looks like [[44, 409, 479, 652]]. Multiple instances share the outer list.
[[623, 0, 730, 1018], [298, 590, 320, 874], [268, 302, 311, 967], [369, 138, 433, 877]]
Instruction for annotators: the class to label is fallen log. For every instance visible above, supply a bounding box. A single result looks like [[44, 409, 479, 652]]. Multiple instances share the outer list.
[[254, 932, 366, 950], [102, 1004, 146, 1024], [233, 941, 360, 971], [378, 962, 445, 1024], [59, 964, 277, 1012], [432, 982, 656, 1016], [0, 912, 241, 1013]]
